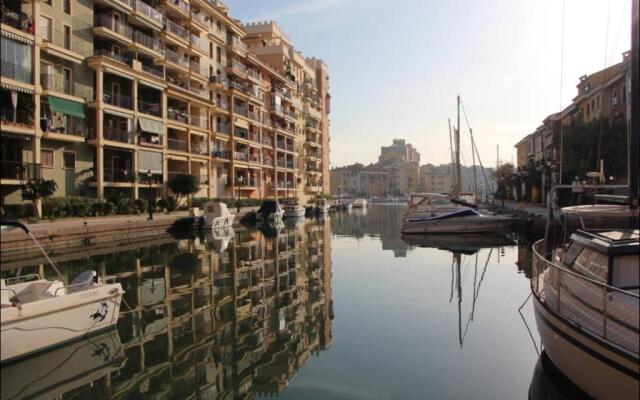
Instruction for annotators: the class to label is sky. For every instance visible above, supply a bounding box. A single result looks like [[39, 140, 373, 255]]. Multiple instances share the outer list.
[[225, 0, 632, 168]]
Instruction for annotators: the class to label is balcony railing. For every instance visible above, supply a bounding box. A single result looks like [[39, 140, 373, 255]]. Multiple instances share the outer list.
[[234, 106, 248, 117], [167, 108, 189, 123], [189, 60, 205, 76], [234, 152, 248, 161], [165, 48, 189, 68], [104, 168, 135, 183], [171, 0, 190, 14], [189, 33, 207, 52], [0, 162, 41, 181], [272, 103, 284, 114], [139, 133, 163, 147], [166, 19, 188, 42], [1, 7, 34, 34], [168, 137, 188, 151], [41, 74, 93, 100], [191, 85, 209, 98], [103, 127, 135, 143], [228, 36, 247, 52], [42, 116, 86, 137], [133, 29, 161, 52], [132, 0, 163, 21], [216, 98, 229, 110], [230, 58, 247, 74], [247, 69, 261, 81], [103, 91, 133, 108], [209, 75, 229, 88], [191, 141, 208, 155], [190, 114, 208, 129], [0, 107, 33, 126], [137, 99, 162, 116], [191, 11, 208, 27], [95, 14, 132, 39], [212, 150, 230, 159], [39, 27, 91, 56], [276, 158, 286, 168], [141, 63, 164, 78], [216, 123, 229, 134], [92, 49, 130, 64], [248, 153, 261, 163], [248, 110, 261, 122], [1, 61, 32, 83], [262, 137, 273, 146]]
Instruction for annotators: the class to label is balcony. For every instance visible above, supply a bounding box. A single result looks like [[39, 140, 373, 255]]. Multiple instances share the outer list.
[[167, 108, 189, 124], [0, 7, 34, 36], [137, 99, 162, 117], [190, 140, 208, 155], [104, 168, 135, 183], [190, 11, 209, 30], [94, 14, 133, 44], [141, 63, 164, 79], [164, 48, 190, 70], [1, 107, 34, 128], [212, 150, 230, 159], [248, 153, 261, 163], [227, 36, 247, 55], [216, 98, 229, 110], [139, 132, 163, 147], [168, 137, 188, 152], [248, 110, 261, 123], [162, 0, 190, 17], [247, 69, 261, 82], [189, 34, 208, 55], [42, 116, 87, 138], [189, 60, 206, 77], [103, 91, 133, 109], [41, 74, 93, 100], [190, 115, 208, 130], [130, 0, 164, 31], [39, 28, 90, 63], [166, 19, 189, 44], [208, 75, 229, 89], [132, 30, 162, 57], [233, 152, 248, 162], [103, 126, 135, 143], [91, 49, 131, 65], [0, 162, 41, 182], [216, 123, 230, 135], [234, 106, 248, 118], [1, 61, 32, 84]]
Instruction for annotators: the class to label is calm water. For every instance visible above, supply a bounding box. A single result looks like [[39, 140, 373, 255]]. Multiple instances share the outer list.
[[2, 205, 569, 400]]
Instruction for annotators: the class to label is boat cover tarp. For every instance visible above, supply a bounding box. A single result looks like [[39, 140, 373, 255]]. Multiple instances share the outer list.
[[258, 201, 282, 214]]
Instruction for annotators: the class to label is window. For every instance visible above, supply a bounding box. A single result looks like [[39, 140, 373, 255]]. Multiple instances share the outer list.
[[63, 25, 71, 50], [622, 85, 627, 103], [216, 46, 221, 63], [42, 149, 54, 168], [612, 89, 618, 106], [44, 0, 51, 5], [62, 67, 72, 94], [64, 0, 71, 14], [1, 37, 33, 82], [63, 151, 75, 169], [40, 15, 52, 42]]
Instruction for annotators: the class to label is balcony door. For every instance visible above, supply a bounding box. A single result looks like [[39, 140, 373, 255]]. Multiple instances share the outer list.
[[40, 15, 52, 42]]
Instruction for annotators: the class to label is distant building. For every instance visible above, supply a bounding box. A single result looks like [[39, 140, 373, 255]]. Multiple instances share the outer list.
[[379, 139, 420, 165], [419, 164, 453, 194]]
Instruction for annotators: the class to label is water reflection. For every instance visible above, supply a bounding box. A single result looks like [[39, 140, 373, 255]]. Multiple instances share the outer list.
[[1, 218, 333, 399]]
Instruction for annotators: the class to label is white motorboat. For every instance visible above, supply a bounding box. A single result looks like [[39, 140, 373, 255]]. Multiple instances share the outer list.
[[1, 329, 125, 400], [282, 200, 306, 218], [0, 222, 124, 363], [256, 200, 284, 222], [531, 229, 639, 400], [199, 201, 234, 229], [401, 193, 513, 234], [314, 198, 330, 215], [352, 198, 368, 208]]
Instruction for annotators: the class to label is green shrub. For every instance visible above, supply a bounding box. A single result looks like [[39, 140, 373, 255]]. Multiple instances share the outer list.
[[115, 197, 131, 215], [103, 202, 115, 215], [91, 202, 105, 216], [157, 198, 169, 210], [166, 196, 177, 212], [133, 198, 148, 214], [192, 197, 209, 209], [3, 204, 27, 219]]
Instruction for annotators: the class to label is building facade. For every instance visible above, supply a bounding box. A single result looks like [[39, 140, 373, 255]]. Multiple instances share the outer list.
[[0, 1, 330, 206]]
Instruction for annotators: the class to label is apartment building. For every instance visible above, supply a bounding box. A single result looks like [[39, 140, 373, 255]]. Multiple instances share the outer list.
[[0, 1, 330, 206]]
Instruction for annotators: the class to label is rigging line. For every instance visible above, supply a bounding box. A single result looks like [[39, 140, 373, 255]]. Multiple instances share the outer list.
[[559, 0, 566, 183], [518, 292, 541, 356], [460, 102, 494, 196], [597, 0, 613, 168]]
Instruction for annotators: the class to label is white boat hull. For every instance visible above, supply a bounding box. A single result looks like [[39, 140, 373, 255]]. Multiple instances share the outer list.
[[401, 215, 513, 234], [202, 215, 234, 229], [0, 283, 123, 362], [533, 295, 639, 400], [284, 208, 306, 218]]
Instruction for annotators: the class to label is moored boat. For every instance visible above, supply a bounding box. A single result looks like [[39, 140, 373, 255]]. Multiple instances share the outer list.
[[352, 198, 367, 208], [282, 200, 306, 218], [199, 201, 234, 229], [256, 200, 284, 222], [314, 198, 330, 215], [0, 222, 124, 363]]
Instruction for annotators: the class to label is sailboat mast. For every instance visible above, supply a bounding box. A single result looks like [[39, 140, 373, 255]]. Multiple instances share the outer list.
[[456, 95, 462, 195], [448, 119, 456, 193], [630, 0, 639, 209], [471, 128, 478, 199]]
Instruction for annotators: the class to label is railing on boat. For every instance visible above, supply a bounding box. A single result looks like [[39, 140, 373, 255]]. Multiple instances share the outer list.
[[531, 239, 639, 354]]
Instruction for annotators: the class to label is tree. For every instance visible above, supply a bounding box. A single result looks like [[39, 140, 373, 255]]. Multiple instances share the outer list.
[[493, 163, 514, 200], [21, 179, 58, 218], [168, 173, 199, 207]]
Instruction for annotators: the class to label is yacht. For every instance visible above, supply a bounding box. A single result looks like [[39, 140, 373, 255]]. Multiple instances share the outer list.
[[352, 198, 368, 208], [198, 201, 234, 230], [256, 200, 284, 222], [0, 222, 124, 363], [282, 199, 306, 218], [401, 193, 513, 234], [314, 198, 330, 215], [531, 229, 639, 400]]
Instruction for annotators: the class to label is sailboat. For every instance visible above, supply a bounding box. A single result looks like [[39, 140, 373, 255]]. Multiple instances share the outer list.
[[401, 96, 515, 234], [529, 3, 639, 399]]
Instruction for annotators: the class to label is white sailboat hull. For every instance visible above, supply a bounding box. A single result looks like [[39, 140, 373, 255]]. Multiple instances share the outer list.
[[533, 295, 639, 400], [0, 283, 123, 362]]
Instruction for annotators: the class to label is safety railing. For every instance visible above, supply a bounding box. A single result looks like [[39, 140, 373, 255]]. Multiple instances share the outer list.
[[531, 239, 639, 354]]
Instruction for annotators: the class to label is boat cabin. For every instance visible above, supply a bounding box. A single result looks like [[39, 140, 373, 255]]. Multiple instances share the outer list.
[[561, 230, 639, 292]]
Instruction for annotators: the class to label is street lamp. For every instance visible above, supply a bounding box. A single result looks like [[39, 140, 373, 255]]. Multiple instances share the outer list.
[[146, 169, 154, 220], [236, 174, 243, 212]]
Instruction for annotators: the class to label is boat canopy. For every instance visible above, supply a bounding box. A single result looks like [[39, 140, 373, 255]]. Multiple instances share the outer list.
[[407, 193, 452, 207], [258, 200, 282, 214], [406, 207, 481, 223], [204, 202, 231, 218]]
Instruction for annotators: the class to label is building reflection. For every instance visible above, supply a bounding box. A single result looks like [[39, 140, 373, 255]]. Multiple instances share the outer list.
[[331, 205, 411, 257], [3, 219, 333, 400]]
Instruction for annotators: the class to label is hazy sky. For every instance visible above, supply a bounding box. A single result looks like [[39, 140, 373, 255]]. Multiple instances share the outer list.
[[225, 0, 631, 167]]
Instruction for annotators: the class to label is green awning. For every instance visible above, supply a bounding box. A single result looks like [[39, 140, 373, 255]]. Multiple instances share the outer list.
[[138, 117, 164, 135], [49, 96, 85, 119]]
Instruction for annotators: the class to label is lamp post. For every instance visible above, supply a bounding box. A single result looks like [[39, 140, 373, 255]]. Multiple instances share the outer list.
[[146, 169, 154, 220], [236, 175, 243, 212]]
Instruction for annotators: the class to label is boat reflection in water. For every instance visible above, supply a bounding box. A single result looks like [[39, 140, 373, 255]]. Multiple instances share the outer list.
[[528, 352, 591, 400], [1, 219, 333, 399], [403, 233, 516, 347], [1, 330, 124, 400]]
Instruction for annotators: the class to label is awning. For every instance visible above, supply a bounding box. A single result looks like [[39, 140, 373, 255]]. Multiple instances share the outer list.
[[138, 150, 163, 174], [104, 67, 134, 81], [48, 96, 85, 119], [104, 109, 133, 119], [138, 117, 163, 135], [1, 82, 34, 94]]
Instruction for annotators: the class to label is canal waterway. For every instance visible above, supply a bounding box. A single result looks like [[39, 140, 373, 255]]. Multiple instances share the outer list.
[[2, 204, 573, 400]]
